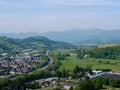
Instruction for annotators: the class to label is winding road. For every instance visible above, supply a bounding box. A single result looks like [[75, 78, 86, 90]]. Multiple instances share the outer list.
[[11, 50, 53, 79], [28, 50, 53, 74]]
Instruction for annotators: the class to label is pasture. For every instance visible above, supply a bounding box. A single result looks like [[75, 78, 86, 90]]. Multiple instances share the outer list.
[[59, 56, 120, 71]]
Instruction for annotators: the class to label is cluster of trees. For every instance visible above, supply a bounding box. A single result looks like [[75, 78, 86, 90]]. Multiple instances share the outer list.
[[89, 46, 120, 59], [92, 77, 120, 89], [75, 78, 95, 90], [55, 65, 92, 79], [76, 46, 120, 60], [0, 70, 51, 89], [75, 76, 120, 90], [72, 65, 92, 78]]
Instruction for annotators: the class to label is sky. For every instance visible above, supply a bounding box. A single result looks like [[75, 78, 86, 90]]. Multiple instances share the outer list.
[[0, 0, 120, 33]]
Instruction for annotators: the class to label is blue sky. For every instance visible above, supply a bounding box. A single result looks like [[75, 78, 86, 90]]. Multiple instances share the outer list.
[[0, 0, 120, 33]]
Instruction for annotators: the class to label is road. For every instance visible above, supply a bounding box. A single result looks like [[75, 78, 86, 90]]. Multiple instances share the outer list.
[[38, 56, 53, 71], [34, 50, 53, 70], [28, 50, 53, 74], [11, 50, 53, 79]]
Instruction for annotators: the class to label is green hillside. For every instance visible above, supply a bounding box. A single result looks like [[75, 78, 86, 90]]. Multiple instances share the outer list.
[[0, 36, 73, 53]]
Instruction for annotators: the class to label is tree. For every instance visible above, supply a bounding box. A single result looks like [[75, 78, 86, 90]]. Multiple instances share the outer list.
[[25, 81, 40, 89], [102, 78, 109, 85], [92, 77, 103, 90], [0, 78, 10, 89], [109, 79, 120, 88], [74, 80, 95, 90], [56, 70, 62, 78], [62, 68, 66, 78], [73, 65, 79, 73]]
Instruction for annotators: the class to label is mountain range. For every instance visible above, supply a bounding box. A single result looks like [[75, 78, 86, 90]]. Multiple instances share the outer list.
[[0, 29, 120, 44]]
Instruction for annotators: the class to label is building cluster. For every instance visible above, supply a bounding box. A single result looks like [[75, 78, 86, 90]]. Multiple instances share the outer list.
[[36, 77, 58, 88], [35, 77, 77, 90], [0, 53, 42, 76], [88, 70, 120, 79]]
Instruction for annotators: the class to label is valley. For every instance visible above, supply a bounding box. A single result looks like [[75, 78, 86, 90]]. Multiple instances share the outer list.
[[0, 36, 120, 90]]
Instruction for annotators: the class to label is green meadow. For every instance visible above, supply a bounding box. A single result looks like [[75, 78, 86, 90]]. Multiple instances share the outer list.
[[53, 49, 74, 54], [59, 56, 120, 71]]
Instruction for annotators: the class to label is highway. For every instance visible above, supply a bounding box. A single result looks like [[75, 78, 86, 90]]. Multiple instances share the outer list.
[[28, 50, 53, 74], [11, 50, 53, 79], [38, 56, 53, 70]]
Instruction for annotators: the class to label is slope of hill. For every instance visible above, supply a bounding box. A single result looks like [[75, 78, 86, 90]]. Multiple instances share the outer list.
[[0, 36, 73, 53]]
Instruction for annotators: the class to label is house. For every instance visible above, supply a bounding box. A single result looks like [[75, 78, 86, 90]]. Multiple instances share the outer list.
[[88, 70, 105, 78], [36, 77, 58, 88], [84, 54, 89, 59], [32, 54, 42, 60], [0, 55, 4, 60], [0, 75, 9, 78], [92, 70, 104, 75], [1, 53, 8, 56], [64, 85, 73, 90]]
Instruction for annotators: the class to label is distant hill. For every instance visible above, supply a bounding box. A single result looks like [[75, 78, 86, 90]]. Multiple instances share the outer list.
[[42, 29, 120, 44], [0, 32, 40, 39], [0, 36, 73, 53], [0, 29, 120, 44]]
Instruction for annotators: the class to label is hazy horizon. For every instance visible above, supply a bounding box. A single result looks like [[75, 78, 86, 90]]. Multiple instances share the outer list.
[[0, 0, 120, 33], [0, 28, 120, 34]]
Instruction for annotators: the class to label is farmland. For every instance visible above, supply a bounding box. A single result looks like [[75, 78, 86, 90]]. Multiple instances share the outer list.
[[97, 44, 120, 48], [59, 56, 120, 71], [52, 47, 120, 72]]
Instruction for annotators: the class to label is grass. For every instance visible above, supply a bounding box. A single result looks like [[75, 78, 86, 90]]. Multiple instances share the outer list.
[[53, 49, 74, 54], [60, 56, 120, 71], [92, 64, 120, 71]]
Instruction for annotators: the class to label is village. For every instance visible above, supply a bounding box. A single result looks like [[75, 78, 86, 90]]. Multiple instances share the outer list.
[[0, 49, 120, 90], [28, 70, 120, 90], [0, 52, 43, 76]]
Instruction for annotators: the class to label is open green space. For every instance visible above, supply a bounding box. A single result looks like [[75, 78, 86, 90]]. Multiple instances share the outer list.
[[53, 49, 74, 54], [59, 56, 120, 71]]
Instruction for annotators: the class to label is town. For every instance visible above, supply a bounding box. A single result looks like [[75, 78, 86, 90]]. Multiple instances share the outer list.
[[0, 50, 47, 77]]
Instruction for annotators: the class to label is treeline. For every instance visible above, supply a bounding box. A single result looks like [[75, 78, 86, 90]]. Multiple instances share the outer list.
[[76, 46, 120, 59], [0, 70, 51, 90], [75, 76, 120, 90], [55, 65, 91, 79]]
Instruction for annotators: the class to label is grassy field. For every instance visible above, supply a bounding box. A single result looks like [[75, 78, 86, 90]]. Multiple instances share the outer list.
[[53, 49, 74, 54], [60, 56, 120, 71], [53, 49, 120, 71]]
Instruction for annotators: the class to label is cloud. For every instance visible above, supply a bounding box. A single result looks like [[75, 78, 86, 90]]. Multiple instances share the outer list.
[[42, 0, 120, 6], [0, 0, 120, 9]]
